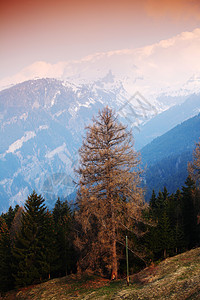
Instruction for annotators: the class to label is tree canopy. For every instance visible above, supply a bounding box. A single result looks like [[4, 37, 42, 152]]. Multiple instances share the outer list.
[[75, 106, 144, 279]]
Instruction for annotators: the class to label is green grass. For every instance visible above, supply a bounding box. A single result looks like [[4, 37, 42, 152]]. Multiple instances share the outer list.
[[91, 280, 127, 299]]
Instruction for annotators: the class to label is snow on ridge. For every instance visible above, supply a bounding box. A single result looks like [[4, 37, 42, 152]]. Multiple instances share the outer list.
[[50, 91, 61, 107], [38, 125, 49, 131], [19, 113, 28, 121], [6, 131, 36, 154], [1, 27, 200, 93], [45, 143, 67, 159]]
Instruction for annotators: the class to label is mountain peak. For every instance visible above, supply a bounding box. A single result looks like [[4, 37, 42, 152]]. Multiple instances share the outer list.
[[1, 28, 200, 103]]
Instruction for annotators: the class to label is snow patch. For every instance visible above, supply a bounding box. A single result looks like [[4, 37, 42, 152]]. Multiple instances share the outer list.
[[6, 131, 36, 154], [32, 101, 40, 109], [9, 187, 30, 208], [54, 109, 66, 117], [51, 91, 61, 107], [45, 143, 67, 159], [19, 113, 28, 121], [38, 125, 49, 131]]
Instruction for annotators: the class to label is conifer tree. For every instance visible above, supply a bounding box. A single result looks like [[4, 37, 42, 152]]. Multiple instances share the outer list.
[[53, 198, 75, 276], [162, 186, 169, 201], [0, 217, 14, 292], [1, 206, 15, 229], [182, 177, 198, 249], [157, 211, 174, 259], [153, 190, 165, 219], [149, 189, 157, 210], [12, 191, 49, 287], [43, 210, 58, 279], [75, 107, 144, 279]]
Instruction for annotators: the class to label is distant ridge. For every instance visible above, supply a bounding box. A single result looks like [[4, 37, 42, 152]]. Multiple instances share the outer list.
[[141, 113, 200, 200]]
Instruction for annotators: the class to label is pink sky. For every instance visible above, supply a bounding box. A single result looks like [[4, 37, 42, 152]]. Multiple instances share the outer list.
[[1, 0, 200, 80]]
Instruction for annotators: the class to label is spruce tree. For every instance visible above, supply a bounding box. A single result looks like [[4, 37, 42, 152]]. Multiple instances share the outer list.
[[162, 186, 169, 201], [182, 177, 198, 249], [1, 206, 15, 229], [157, 211, 174, 259], [0, 217, 14, 293], [42, 210, 58, 279], [12, 191, 49, 287], [149, 190, 157, 211], [53, 198, 75, 276], [154, 190, 164, 219]]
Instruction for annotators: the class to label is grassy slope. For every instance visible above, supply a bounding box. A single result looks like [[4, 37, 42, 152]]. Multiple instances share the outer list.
[[3, 248, 200, 300]]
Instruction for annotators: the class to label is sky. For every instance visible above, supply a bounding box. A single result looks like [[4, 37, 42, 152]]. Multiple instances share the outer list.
[[1, 0, 200, 81]]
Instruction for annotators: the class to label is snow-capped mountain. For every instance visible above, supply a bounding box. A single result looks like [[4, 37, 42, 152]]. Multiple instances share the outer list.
[[1, 27, 200, 212], [0, 78, 200, 212], [0, 77, 144, 211], [1, 28, 200, 104]]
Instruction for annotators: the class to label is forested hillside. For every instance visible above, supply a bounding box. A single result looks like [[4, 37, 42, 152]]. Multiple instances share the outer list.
[[141, 113, 200, 200]]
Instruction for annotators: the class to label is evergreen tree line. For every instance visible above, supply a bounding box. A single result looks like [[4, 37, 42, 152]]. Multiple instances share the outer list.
[[0, 192, 77, 293], [0, 178, 199, 293], [144, 177, 200, 262]]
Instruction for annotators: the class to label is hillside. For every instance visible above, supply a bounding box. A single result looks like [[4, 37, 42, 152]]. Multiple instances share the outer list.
[[3, 247, 200, 299], [141, 113, 200, 200], [135, 93, 200, 149]]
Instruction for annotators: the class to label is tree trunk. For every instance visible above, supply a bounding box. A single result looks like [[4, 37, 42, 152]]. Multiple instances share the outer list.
[[111, 204, 117, 280], [111, 237, 118, 280], [164, 248, 167, 259]]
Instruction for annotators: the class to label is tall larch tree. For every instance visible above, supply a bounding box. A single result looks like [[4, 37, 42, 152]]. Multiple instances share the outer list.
[[75, 106, 144, 279]]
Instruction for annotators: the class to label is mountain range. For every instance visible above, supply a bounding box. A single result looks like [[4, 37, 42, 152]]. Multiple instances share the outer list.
[[0, 77, 199, 212], [141, 113, 200, 200], [1, 28, 200, 212], [2, 28, 200, 105]]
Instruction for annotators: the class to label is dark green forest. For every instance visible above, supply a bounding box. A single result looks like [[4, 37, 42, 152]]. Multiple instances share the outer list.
[[0, 179, 199, 293]]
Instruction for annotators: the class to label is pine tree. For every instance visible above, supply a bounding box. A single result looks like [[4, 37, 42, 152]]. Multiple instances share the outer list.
[[162, 186, 169, 201], [149, 190, 157, 210], [153, 190, 165, 219], [42, 210, 58, 279], [12, 191, 49, 287], [182, 176, 198, 249], [53, 198, 76, 276], [157, 211, 174, 259], [1, 206, 15, 229], [75, 107, 144, 279], [166, 190, 185, 254], [0, 217, 14, 293]]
